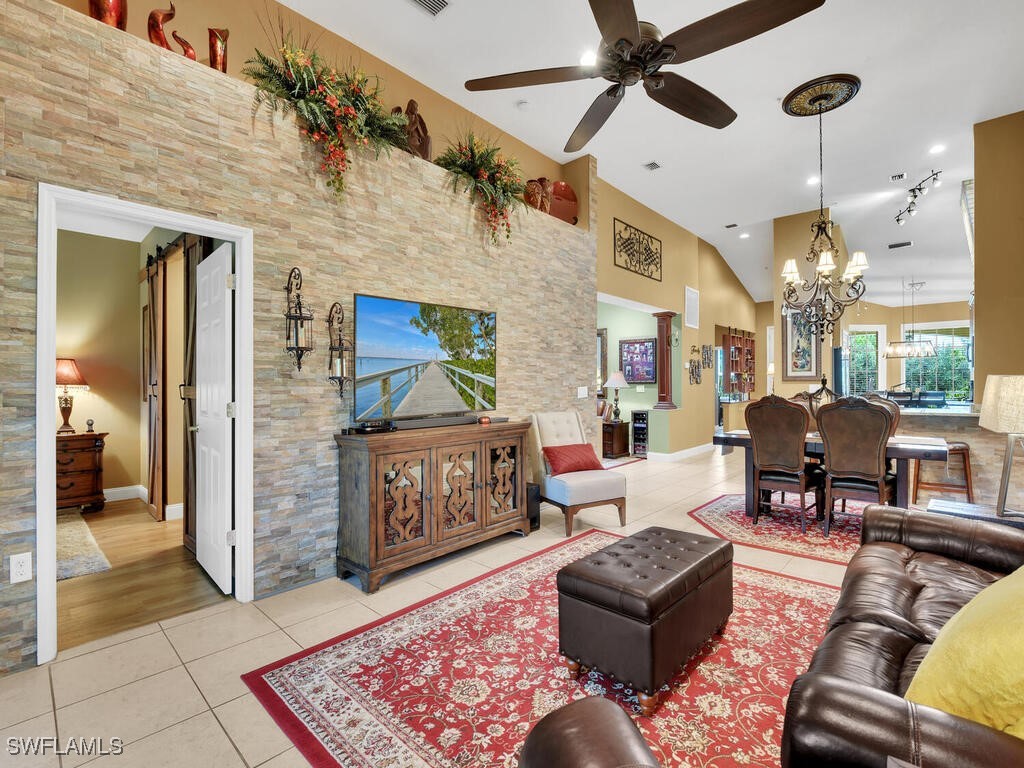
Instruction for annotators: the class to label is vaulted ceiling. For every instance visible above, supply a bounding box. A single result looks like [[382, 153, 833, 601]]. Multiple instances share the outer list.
[[280, 0, 1024, 306]]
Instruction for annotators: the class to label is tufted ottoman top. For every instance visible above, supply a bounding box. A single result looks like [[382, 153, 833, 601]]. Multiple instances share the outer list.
[[557, 527, 732, 623]]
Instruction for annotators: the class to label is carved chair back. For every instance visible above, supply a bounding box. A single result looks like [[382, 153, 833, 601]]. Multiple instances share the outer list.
[[818, 397, 894, 481], [745, 395, 810, 474]]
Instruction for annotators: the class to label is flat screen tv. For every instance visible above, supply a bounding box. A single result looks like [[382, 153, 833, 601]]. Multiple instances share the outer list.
[[353, 294, 496, 423]]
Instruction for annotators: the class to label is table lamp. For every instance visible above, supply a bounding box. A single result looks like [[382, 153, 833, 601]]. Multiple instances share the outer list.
[[56, 357, 89, 434], [979, 375, 1024, 517], [767, 362, 776, 395], [603, 370, 629, 422]]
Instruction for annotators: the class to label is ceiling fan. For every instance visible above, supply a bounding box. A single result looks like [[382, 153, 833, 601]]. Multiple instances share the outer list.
[[465, 0, 826, 152]]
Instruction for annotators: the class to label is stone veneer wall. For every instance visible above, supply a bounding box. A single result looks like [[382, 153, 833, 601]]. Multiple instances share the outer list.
[[0, 0, 598, 673]]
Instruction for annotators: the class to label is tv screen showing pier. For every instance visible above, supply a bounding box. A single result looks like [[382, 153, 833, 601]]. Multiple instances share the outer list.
[[353, 294, 496, 422]]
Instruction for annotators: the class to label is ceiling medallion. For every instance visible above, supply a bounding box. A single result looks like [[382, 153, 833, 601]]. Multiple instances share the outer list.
[[780, 74, 867, 337]]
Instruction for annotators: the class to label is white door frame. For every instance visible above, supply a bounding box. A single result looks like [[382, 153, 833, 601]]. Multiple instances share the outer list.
[[35, 183, 255, 664]]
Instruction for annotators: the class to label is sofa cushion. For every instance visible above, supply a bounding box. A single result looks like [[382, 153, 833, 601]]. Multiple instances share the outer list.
[[905, 564, 1024, 738], [542, 443, 603, 475], [804, 621, 927, 693], [543, 469, 625, 507], [828, 542, 1001, 643]]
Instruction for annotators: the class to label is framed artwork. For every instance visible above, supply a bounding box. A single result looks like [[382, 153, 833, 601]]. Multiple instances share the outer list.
[[619, 337, 657, 384], [781, 311, 821, 380]]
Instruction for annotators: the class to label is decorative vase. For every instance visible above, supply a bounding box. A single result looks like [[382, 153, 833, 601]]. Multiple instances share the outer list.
[[208, 28, 229, 72], [88, 0, 128, 30], [550, 181, 579, 225], [172, 30, 196, 60], [147, 3, 175, 49]]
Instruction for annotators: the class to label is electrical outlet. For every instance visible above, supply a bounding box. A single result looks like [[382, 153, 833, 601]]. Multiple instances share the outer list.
[[10, 552, 32, 584], [576, 386, 588, 399], [636, 385, 646, 393]]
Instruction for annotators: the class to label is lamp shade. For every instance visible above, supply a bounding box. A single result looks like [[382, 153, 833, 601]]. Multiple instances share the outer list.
[[56, 358, 88, 388], [781, 258, 800, 284], [848, 251, 870, 272], [766, 363, 776, 376], [980, 375, 1024, 434], [603, 370, 629, 389]]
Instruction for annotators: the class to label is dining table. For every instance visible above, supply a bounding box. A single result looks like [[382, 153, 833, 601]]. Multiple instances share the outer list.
[[713, 430, 949, 517]]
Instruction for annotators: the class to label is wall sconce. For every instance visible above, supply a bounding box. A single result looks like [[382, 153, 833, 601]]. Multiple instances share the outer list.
[[284, 267, 314, 370], [671, 329, 681, 347], [326, 302, 353, 399]]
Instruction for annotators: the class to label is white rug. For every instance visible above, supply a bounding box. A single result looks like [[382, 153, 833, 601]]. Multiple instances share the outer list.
[[57, 509, 112, 580]]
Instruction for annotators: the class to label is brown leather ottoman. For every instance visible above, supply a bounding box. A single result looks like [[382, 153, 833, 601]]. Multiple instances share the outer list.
[[557, 526, 733, 716]]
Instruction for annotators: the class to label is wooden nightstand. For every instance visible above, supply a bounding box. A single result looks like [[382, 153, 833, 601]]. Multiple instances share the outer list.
[[602, 421, 630, 459], [56, 432, 107, 512]]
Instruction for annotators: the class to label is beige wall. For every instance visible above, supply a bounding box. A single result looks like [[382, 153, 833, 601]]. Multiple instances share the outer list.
[[974, 110, 1024, 400], [754, 301, 775, 397], [56, 231, 143, 490]]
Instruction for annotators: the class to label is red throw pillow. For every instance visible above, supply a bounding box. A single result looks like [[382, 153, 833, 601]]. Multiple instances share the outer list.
[[542, 444, 604, 475]]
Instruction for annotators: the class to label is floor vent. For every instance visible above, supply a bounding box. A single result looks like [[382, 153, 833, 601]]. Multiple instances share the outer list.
[[643, 161, 661, 171], [409, 0, 448, 16], [888, 241, 914, 249]]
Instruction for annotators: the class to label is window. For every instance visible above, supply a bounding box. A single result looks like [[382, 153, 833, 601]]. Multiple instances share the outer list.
[[903, 325, 972, 401], [849, 331, 879, 394]]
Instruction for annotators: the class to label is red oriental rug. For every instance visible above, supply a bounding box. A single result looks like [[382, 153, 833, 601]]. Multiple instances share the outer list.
[[244, 531, 838, 767], [688, 494, 863, 565]]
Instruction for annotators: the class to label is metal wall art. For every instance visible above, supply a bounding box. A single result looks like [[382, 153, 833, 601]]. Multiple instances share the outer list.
[[613, 218, 662, 281], [701, 344, 714, 369], [284, 267, 314, 370], [688, 346, 703, 385], [326, 302, 353, 400]]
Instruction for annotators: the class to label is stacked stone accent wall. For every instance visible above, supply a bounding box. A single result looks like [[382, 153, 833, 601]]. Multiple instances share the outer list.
[[0, 0, 598, 673]]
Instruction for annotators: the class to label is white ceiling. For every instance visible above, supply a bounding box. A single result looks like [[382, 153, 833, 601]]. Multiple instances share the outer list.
[[280, 0, 1024, 306]]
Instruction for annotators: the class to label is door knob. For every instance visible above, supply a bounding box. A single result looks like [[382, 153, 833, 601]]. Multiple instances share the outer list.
[[188, 426, 200, 433]]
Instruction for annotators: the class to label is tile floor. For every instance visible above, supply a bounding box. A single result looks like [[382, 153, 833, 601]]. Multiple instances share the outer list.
[[1, 448, 847, 768]]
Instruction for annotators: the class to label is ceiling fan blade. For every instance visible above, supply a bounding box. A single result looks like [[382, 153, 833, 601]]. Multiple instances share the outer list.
[[644, 72, 737, 129], [564, 85, 626, 153], [465, 65, 598, 92], [588, 0, 640, 51], [663, 0, 825, 64]]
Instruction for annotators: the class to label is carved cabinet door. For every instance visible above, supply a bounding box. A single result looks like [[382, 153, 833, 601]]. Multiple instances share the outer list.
[[435, 443, 483, 542], [376, 450, 432, 562], [484, 439, 521, 527]]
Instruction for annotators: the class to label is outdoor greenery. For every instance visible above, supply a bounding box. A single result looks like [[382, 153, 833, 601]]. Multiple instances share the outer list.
[[434, 133, 526, 245], [410, 304, 496, 411], [244, 37, 408, 198], [849, 331, 879, 394], [905, 343, 972, 401]]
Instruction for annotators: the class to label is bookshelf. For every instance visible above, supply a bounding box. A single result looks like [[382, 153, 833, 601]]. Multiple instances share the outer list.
[[723, 328, 756, 397]]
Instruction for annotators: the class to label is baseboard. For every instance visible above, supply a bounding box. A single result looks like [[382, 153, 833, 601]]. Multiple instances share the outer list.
[[164, 503, 183, 520], [104, 485, 147, 502], [646, 443, 714, 463]]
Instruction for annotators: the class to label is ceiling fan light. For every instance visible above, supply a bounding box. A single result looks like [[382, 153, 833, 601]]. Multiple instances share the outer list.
[[579, 50, 598, 67]]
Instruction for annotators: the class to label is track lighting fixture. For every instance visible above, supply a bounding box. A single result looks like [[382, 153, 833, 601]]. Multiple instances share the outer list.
[[895, 170, 941, 224]]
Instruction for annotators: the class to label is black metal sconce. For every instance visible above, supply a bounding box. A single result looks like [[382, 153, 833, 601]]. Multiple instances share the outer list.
[[284, 267, 314, 370], [326, 302, 352, 399]]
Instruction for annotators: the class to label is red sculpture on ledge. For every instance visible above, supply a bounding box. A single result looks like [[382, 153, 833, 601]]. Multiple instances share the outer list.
[[147, 3, 174, 49], [89, 0, 127, 30], [208, 27, 229, 72], [172, 30, 196, 60]]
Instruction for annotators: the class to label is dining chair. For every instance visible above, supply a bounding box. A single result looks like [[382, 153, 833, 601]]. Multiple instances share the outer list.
[[817, 397, 896, 536], [744, 395, 824, 532]]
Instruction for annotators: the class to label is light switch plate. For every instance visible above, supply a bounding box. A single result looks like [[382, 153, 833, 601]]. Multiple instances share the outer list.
[[636, 385, 645, 393], [576, 386, 588, 399]]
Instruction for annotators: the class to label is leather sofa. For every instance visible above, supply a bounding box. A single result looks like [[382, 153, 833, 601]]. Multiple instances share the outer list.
[[782, 505, 1024, 767]]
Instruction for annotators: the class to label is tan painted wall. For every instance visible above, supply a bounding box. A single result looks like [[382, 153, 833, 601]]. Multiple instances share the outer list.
[[56, 231, 143, 490], [974, 110, 1024, 401], [754, 301, 774, 397]]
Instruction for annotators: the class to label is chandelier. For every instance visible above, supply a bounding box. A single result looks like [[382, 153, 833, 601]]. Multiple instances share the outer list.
[[780, 75, 867, 337], [884, 280, 936, 359]]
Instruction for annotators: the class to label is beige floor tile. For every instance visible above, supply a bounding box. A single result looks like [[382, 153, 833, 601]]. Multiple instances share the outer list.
[[732, 544, 794, 573], [56, 667, 208, 768], [81, 712, 244, 768], [258, 748, 311, 768], [214, 693, 293, 767], [422, 558, 494, 591], [255, 578, 362, 628], [56, 623, 163, 662], [781, 557, 848, 587], [159, 599, 240, 630], [466, 539, 532, 569], [186, 630, 301, 707], [51, 632, 181, 708], [0, 712, 60, 768], [0, 665, 52, 730], [284, 602, 381, 649], [164, 603, 278, 662], [354, 578, 440, 618]]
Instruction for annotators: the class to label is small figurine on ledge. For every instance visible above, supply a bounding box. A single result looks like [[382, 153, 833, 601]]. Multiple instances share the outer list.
[[392, 99, 432, 160]]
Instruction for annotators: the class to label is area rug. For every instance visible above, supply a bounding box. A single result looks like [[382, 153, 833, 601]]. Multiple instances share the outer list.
[[244, 530, 838, 767], [688, 494, 863, 565], [56, 508, 111, 580]]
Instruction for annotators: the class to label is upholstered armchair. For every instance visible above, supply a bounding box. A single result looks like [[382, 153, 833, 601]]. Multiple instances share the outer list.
[[529, 411, 627, 537]]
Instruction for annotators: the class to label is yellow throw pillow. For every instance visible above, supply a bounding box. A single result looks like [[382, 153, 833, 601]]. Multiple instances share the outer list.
[[905, 564, 1024, 737]]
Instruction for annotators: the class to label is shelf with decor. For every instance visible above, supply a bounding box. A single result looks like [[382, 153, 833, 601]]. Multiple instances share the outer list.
[[722, 328, 756, 397]]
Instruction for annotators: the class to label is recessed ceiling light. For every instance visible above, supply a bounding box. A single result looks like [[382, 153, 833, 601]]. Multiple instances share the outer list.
[[929, 144, 946, 155], [579, 50, 598, 67], [739, 233, 750, 239], [807, 176, 819, 185]]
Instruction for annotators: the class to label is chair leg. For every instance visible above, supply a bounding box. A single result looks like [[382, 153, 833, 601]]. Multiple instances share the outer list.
[[823, 481, 833, 538], [616, 499, 626, 527], [563, 506, 577, 537], [962, 449, 975, 503], [912, 457, 922, 504], [798, 481, 807, 534]]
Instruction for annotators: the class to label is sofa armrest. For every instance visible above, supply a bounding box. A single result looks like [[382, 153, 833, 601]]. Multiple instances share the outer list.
[[783, 673, 1024, 768], [862, 505, 1024, 574]]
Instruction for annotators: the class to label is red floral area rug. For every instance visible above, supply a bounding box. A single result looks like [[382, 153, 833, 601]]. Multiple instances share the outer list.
[[244, 530, 838, 768], [688, 494, 863, 565]]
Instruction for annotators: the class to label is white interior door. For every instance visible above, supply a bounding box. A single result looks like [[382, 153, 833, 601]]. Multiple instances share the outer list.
[[195, 243, 234, 593]]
